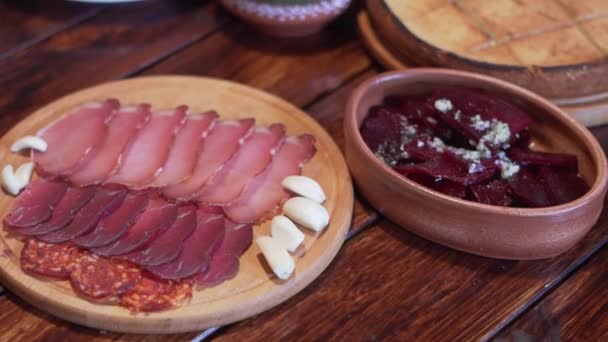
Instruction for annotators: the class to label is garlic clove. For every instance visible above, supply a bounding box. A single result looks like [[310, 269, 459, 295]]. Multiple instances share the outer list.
[[15, 162, 35, 188], [271, 215, 304, 252], [283, 197, 329, 232], [2, 165, 23, 195], [256, 236, 294, 280], [10, 135, 48, 153], [282, 175, 325, 203]]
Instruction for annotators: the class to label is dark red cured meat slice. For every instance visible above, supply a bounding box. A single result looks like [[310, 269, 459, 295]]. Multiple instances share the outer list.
[[197, 124, 286, 204], [34, 99, 118, 176], [73, 192, 149, 248], [120, 273, 192, 312], [70, 255, 141, 301], [122, 205, 197, 266], [507, 169, 552, 207], [538, 166, 590, 205], [429, 87, 532, 144], [17, 186, 96, 236], [91, 197, 177, 256], [37, 186, 127, 243], [4, 179, 67, 229], [193, 219, 253, 288], [163, 118, 256, 200], [509, 148, 578, 170], [146, 210, 224, 280], [20, 239, 84, 280], [69, 104, 151, 185], [147, 111, 218, 187], [224, 135, 316, 224], [470, 180, 513, 206], [106, 106, 186, 186]]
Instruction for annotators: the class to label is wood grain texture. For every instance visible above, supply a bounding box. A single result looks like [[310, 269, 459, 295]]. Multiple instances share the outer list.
[[497, 246, 608, 341], [0, 0, 227, 135], [0, 0, 100, 59], [0, 76, 354, 334], [217, 209, 608, 341]]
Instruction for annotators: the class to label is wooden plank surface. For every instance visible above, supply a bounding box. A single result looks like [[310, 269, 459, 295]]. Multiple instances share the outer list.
[[497, 245, 608, 341]]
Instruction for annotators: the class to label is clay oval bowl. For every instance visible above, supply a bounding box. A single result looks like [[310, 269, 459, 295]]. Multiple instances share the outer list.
[[344, 69, 608, 260]]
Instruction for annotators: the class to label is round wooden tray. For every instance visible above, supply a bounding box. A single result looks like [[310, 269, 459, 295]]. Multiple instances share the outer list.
[[0, 76, 354, 334], [358, 10, 608, 128]]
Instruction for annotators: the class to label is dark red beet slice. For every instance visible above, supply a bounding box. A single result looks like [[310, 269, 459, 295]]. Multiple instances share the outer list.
[[396, 152, 495, 186], [91, 197, 177, 256], [360, 106, 401, 151], [470, 180, 513, 206], [433, 180, 467, 199], [538, 167, 590, 205], [122, 205, 197, 266], [17, 186, 96, 236], [507, 169, 552, 207], [509, 148, 578, 170], [146, 210, 224, 280], [193, 220, 253, 288], [38, 186, 126, 243], [73, 192, 149, 248], [4, 179, 67, 229]]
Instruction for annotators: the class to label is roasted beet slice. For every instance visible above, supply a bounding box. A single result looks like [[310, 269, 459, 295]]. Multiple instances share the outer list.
[[360, 106, 401, 151], [538, 167, 589, 205], [506, 169, 552, 207], [509, 148, 578, 170], [433, 180, 467, 199], [470, 180, 512, 206], [397, 152, 496, 186]]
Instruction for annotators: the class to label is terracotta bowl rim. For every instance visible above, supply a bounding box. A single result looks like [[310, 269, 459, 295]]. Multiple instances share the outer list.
[[345, 68, 608, 217]]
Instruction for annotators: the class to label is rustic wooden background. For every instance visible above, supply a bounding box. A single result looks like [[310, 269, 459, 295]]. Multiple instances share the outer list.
[[0, 1, 607, 341]]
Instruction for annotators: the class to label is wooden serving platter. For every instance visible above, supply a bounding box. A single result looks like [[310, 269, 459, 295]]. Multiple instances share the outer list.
[[358, 8, 608, 128], [0, 76, 354, 334]]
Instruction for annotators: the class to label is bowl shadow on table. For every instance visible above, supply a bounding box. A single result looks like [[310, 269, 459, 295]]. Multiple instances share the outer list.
[[217, 0, 363, 57]]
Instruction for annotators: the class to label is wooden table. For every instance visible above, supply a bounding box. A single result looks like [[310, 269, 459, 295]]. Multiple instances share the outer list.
[[0, 1, 607, 341]]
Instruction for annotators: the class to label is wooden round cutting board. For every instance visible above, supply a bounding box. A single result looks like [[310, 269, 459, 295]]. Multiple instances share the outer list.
[[365, 0, 608, 100], [0, 76, 354, 334]]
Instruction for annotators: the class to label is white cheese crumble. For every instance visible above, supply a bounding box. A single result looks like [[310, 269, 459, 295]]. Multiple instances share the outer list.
[[470, 114, 491, 131], [454, 110, 462, 121], [434, 99, 453, 113], [495, 151, 520, 179], [417, 140, 425, 148], [482, 119, 511, 146]]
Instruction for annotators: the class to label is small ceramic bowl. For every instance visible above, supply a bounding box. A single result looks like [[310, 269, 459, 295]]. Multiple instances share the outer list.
[[344, 69, 608, 260], [221, 0, 351, 38]]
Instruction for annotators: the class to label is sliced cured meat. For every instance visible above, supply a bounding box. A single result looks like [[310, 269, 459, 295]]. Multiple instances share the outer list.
[[197, 124, 285, 204], [120, 273, 192, 312], [122, 205, 196, 266], [70, 254, 141, 301], [91, 197, 177, 256], [4, 179, 67, 229], [147, 112, 218, 187], [34, 99, 118, 176], [224, 135, 316, 223], [73, 192, 149, 248], [106, 106, 187, 186], [163, 118, 255, 200], [18, 186, 96, 236], [38, 186, 127, 243], [69, 104, 150, 185], [146, 210, 224, 280], [194, 219, 252, 288], [20, 239, 83, 280]]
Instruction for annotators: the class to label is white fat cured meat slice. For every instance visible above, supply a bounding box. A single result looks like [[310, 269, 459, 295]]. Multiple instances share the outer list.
[[69, 104, 151, 185], [105, 106, 187, 186], [223, 134, 316, 223], [34, 99, 118, 176], [162, 118, 255, 200], [146, 111, 218, 187], [197, 123, 285, 205]]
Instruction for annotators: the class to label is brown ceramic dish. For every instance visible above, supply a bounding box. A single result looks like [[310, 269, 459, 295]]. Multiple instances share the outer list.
[[344, 69, 608, 260], [221, 0, 351, 38]]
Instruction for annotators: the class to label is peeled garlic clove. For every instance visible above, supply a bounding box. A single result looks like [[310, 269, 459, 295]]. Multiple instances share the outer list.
[[282, 175, 325, 203], [283, 197, 329, 232], [271, 215, 304, 252], [256, 236, 294, 280], [2, 165, 23, 195], [10, 135, 48, 153], [15, 162, 34, 187]]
